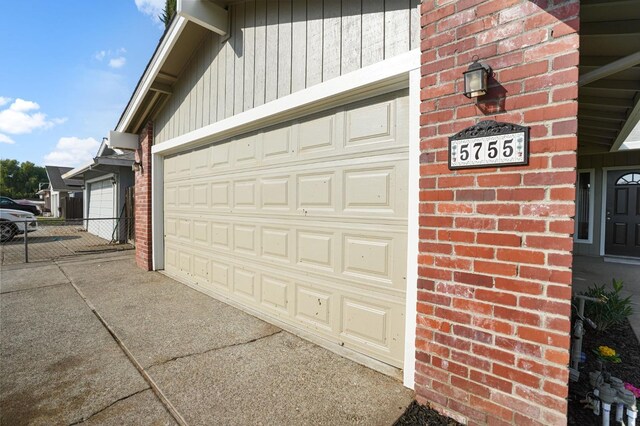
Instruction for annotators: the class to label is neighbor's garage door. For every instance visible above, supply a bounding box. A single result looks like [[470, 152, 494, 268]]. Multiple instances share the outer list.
[[88, 178, 115, 241], [164, 91, 409, 367]]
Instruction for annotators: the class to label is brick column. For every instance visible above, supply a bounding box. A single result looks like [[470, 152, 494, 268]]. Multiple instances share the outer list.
[[134, 121, 153, 271], [417, 1, 579, 424]]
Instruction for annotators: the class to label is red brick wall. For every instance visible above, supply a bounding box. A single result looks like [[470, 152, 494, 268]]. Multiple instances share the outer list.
[[134, 121, 153, 271], [417, 1, 579, 424]]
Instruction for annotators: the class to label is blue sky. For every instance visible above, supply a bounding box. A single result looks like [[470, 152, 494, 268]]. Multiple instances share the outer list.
[[0, 0, 167, 167]]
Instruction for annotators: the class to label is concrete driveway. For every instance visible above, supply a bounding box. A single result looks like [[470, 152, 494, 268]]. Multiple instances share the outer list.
[[0, 252, 413, 425]]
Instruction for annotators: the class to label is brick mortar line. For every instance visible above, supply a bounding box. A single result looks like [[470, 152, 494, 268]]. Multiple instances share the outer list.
[[55, 261, 188, 426]]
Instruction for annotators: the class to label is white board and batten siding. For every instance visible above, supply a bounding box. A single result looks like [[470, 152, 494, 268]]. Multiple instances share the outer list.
[[154, 0, 420, 144], [163, 91, 410, 366]]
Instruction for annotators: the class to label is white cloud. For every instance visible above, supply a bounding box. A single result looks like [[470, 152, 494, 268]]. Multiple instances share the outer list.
[[108, 57, 127, 69], [0, 98, 66, 135], [0, 97, 10, 107], [135, 0, 165, 23], [95, 48, 128, 69], [10, 98, 39, 112], [44, 137, 100, 167], [0, 134, 15, 144]]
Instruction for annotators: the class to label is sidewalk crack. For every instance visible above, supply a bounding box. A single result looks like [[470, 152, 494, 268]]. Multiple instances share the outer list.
[[67, 387, 150, 425], [148, 330, 283, 369]]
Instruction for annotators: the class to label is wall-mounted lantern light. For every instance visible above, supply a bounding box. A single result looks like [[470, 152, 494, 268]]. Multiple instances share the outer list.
[[132, 161, 142, 172], [463, 57, 491, 99]]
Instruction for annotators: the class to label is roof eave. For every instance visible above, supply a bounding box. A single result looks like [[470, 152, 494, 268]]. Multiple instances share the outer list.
[[116, 16, 189, 134]]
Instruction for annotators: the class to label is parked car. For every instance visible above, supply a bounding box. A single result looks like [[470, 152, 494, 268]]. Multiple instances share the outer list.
[[0, 208, 38, 242], [0, 196, 41, 215]]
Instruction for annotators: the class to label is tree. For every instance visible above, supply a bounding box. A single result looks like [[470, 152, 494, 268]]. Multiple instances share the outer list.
[[160, 0, 177, 28], [0, 159, 48, 199]]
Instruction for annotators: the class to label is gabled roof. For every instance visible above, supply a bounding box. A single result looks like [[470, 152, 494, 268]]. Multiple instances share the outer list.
[[44, 166, 83, 192], [61, 139, 135, 180], [115, 1, 229, 135]]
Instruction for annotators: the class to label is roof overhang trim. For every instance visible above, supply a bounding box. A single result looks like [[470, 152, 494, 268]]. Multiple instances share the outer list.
[[178, 0, 228, 36], [116, 16, 188, 134]]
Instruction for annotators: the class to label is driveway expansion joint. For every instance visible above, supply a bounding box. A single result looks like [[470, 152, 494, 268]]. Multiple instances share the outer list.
[[0, 281, 68, 295], [55, 261, 189, 426], [67, 387, 151, 426], [147, 330, 284, 369]]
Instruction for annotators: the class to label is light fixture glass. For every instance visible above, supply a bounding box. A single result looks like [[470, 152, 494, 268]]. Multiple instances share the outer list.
[[463, 58, 491, 98]]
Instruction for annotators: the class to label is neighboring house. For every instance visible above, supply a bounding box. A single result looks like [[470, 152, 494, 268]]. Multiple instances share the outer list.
[[106, 1, 639, 424], [62, 139, 134, 242], [43, 166, 83, 218]]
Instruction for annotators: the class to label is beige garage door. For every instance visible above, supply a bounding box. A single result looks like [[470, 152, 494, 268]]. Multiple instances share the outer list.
[[163, 91, 409, 367]]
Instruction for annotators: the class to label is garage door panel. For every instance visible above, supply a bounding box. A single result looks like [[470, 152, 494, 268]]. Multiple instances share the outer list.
[[297, 114, 338, 155], [211, 222, 231, 249], [343, 234, 392, 283], [166, 218, 178, 237], [176, 152, 191, 175], [210, 261, 230, 289], [193, 221, 208, 243], [233, 268, 256, 300], [341, 298, 389, 348], [261, 227, 291, 261], [295, 284, 333, 330], [165, 245, 406, 365], [193, 184, 208, 206], [165, 91, 408, 367], [166, 214, 407, 291], [178, 186, 191, 206], [211, 143, 231, 170], [211, 182, 231, 207], [233, 225, 257, 254], [297, 230, 335, 271], [234, 133, 260, 165], [297, 173, 336, 210], [263, 126, 292, 161], [261, 274, 289, 313], [261, 177, 290, 210], [165, 93, 408, 186], [346, 101, 394, 147], [193, 255, 209, 281], [178, 219, 191, 240], [233, 180, 257, 208], [165, 186, 178, 207]]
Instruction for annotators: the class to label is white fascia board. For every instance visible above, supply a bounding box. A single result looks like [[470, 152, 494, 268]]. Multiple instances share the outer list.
[[108, 130, 139, 150], [116, 16, 188, 133], [61, 161, 94, 180], [96, 158, 134, 167], [152, 49, 421, 156], [178, 0, 228, 36]]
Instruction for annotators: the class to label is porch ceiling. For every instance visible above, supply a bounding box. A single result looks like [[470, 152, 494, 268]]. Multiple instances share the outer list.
[[579, 0, 640, 154]]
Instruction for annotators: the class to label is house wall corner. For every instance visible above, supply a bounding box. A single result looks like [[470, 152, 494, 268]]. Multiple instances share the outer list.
[[134, 121, 154, 271], [416, 0, 579, 424]]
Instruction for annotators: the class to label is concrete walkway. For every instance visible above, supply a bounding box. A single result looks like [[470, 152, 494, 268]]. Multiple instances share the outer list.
[[0, 252, 413, 425], [572, 255, 640, 342]]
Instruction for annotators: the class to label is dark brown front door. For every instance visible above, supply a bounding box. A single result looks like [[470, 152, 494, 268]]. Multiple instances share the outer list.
[[605, 170, 640, 257]]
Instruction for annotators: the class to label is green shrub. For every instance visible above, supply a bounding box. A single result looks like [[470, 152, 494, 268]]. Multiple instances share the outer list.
[[581, 279, 633, 332]]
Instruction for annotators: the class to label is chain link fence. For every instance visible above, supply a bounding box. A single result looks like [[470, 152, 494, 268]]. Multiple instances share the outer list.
[[0, 217, 134, 265]]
